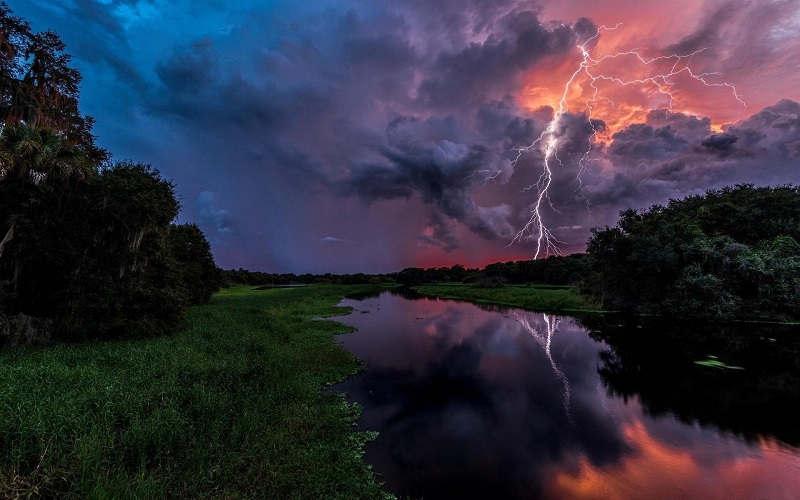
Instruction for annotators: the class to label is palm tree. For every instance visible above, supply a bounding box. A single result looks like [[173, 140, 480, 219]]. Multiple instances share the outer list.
[[0, 124, 94, 259]]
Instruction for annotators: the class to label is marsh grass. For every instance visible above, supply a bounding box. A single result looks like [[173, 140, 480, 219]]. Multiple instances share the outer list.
[[412, 283, 602, 312], [0, 285, 391, 498]]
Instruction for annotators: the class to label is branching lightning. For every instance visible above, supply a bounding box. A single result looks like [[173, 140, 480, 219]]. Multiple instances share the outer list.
[[510, 23, 745, 258]]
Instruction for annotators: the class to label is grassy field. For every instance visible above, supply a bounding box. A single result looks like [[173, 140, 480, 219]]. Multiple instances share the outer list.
[[0, 285, 392, 499], [412, 283, 602, 312]]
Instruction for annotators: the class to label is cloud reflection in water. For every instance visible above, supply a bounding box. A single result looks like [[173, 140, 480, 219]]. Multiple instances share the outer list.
[[333, 292, 800, 499]]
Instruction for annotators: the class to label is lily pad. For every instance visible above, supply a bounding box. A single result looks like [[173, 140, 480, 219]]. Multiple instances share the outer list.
[[694, 358, 744, 370]]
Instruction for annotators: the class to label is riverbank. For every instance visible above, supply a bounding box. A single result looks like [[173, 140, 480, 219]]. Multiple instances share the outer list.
[[0, 285, 391, 498], [412, 282, 603, 312]]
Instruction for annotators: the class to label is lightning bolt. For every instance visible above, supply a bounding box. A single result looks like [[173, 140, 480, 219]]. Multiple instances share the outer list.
[[516, 312, 574, 425], [510, 23, 745, 258]]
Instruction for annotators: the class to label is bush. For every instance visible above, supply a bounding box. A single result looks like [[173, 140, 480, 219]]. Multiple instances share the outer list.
[[585, 184, 800, 321], [474, 276, 507, 288]]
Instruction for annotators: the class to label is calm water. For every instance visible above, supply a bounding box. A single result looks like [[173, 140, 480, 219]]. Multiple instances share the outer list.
[[332, 291, 800, 500]]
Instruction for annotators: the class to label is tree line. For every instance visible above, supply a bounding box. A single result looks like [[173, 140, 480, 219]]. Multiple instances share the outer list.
[[582, 184, 800, 321], [392, 255, 590, 287], [384, 184, 800, 322], [221, 269, 394, 286], [222, 259, 589, 289], [1, 4, 220, 345]]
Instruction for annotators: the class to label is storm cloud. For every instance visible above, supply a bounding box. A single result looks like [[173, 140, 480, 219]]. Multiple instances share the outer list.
[[12, 0, 800, 272], [581, 100, 800, 222]]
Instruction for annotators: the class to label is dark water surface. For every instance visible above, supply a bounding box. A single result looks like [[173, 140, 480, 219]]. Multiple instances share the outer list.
[[331, 291, 800, 500]]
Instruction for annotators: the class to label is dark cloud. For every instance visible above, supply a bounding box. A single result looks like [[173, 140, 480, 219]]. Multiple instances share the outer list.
[[661, 0, 800, 113], [196, 191, 233, 240], [665, 0, 798, 65], [135, 0, 601, 258], [418, 212, 461, 252], [155, 38, 218, 93], [13, 0, 800, 272], [344, 128, 515, 240], [14, 0, 143, 84], [701, 133, 738, 154], [727, 99, 800, 150], [415, 14, 580, 110], [608, 123, 692, 162], [582, 101, 800, 225]]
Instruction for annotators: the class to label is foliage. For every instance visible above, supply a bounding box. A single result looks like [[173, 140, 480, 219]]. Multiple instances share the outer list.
[[0, 124, 98, 342], [222, 268, 394, 287], [584, 184, 800, 321], [482, 254, 591, 285], [0, 152, 222, 342], [167, 223, 222, 305], [0, 3, 220, 343], [0, 3, 107, 163], [474, 276, 508, 288], [0, 285, 392, 498], [395, 264, 471, 285], [56, 162, 186, 338], [412, 283, 601, 312], [394, 255, 591, 287]]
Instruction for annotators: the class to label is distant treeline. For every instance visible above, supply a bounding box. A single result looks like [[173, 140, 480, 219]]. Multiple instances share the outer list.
[[221, 270, 394, 286], [223, 254, 590, 289], [228, 184, 799, 323], [392, 254, 590, 286], [1, 5, 220, 345]]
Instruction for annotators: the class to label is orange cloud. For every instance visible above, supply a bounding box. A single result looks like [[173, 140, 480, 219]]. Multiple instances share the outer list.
[[546, 421, 800, 499], [525, 0, 800, 137], [519, 27, 745, 139]]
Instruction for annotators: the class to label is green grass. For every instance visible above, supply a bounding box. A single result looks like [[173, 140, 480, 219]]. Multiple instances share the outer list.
[[412, 282, 602, 312], [0, 285, 392, 499]]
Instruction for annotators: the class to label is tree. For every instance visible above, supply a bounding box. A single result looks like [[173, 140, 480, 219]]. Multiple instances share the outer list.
[[168, 223, 222, 305], [58, 162, 183, 338], [0, 5, 220, 344], [0, 3, 107, 163], [584, 185, 800, 321], [0, 124, 93, 294]]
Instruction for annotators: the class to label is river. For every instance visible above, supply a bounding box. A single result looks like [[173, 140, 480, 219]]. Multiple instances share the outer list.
[[331, 290, 800, 499]]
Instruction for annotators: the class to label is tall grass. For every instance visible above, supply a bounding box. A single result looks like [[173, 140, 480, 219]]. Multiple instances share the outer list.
[[412, 283, 602, 312], [0, 285, 391, 498]]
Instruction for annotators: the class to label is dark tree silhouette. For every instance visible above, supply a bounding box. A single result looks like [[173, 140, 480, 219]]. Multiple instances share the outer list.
[[0, 4, 220, 345], [583, 185, 800, 321], [0, 2, 107, 163]]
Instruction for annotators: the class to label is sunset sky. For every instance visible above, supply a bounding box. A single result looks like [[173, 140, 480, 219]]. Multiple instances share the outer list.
[[12, 0, 800, 273]]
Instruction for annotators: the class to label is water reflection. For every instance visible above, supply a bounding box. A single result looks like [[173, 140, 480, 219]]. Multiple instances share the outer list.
[[587, 316, 800, 447], [517, 313, 573, 425], [333, 292, 800, 499]]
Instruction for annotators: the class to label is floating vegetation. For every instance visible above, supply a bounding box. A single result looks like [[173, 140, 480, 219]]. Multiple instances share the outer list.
[[694, 356, 745, 370]]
